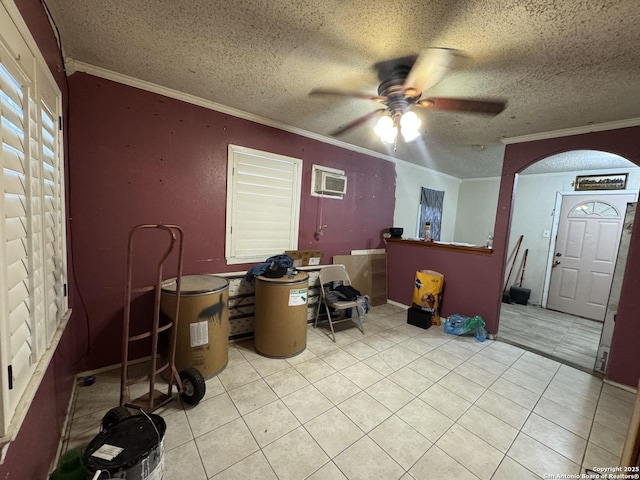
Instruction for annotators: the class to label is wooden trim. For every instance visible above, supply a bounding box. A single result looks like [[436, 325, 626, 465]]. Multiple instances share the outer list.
[[620, 379, 640, 467], [385, 237, 493, 256]]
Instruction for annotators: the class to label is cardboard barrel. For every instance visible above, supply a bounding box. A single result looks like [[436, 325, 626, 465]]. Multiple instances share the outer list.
[[161, 275, 229, 378], [254, 272, 309, 358]]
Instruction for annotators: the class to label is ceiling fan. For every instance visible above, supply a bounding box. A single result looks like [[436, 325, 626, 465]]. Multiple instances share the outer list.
[[309, 48, 507, 144]]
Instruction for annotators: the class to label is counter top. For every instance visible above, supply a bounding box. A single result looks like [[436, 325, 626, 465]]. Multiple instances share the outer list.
[[385, 237, 493, 256]]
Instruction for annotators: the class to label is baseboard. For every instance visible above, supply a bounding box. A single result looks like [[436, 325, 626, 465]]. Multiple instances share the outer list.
[[387, 299, 409, 309]]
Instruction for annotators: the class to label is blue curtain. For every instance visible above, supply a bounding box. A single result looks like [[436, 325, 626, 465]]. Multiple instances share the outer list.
[[418, 187, 444, 240]]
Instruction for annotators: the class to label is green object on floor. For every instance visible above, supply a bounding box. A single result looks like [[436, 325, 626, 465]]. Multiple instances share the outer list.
[[49, 447, 88, 480]]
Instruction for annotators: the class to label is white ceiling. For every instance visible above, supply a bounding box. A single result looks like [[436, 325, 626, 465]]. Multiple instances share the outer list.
[[43, 0, 640, 178]]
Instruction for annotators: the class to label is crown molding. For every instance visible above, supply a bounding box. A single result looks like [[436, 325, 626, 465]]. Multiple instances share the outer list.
[[502, 118, 640, 145], [66, 59, 409, 165]]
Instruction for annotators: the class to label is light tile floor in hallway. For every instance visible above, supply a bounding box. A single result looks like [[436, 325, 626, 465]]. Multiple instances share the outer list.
[[61, 304, 635, 479]]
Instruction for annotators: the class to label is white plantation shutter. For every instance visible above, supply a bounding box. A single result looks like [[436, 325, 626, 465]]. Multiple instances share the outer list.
[[0, 2, 67, 440], [39, 82, 66, 345], [226, 145, 302, 264], [1, 57, 37, 419]]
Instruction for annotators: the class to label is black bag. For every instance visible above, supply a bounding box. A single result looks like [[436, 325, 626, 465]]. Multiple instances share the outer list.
[[263, 260, 287, 278], [334, 284, 361, 301]]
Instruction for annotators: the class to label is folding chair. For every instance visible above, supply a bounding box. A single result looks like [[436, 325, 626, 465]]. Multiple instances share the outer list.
[[314, 265, 365, 342]]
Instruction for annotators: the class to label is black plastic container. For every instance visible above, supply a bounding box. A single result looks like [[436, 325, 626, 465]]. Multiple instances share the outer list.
[[509, 286, 531, 305], [407, 307, 432, 329]]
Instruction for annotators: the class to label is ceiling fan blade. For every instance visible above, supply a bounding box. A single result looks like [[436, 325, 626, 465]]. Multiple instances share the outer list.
[[417, 97, 507, 115], [403, 48, 465, 96], [310, 88, 386, 103], [329, 108, 387, 136]]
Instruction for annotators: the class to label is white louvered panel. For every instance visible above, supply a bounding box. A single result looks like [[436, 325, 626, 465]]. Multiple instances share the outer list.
[[2, 144, 25, 173], [236, 156, 295, 176], [2, 169, 25, 196], [4, 216, 26, 242], [45, 196, 56, 216], [8, 303, 29, 333], [8, 298, 31, 376], [41, 161, 54, 182], [1, 118, 25, 154], [7, 280, 28, 314], [42, 179, 54, 197], [44, 239, 54, 259], [33, 286, 45, 354], [0, 64, 23, 106], [5, 236, 27, 266], [41, 138, 54, 163], [40, 99, 63, 346], [3, 193, 25, 219], [0, 96, 22, 132], [10, 343, 32, 385], [47, 288, 58, 318], [6, 259, 27, 291], [7, 342, 34, 415], [9, 318, 29, 357], [228, 150, 300, 260]]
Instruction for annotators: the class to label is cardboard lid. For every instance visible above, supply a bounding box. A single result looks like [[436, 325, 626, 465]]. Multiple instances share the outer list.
[[257, 271, 309, 285], [161, 275, 229, 295]]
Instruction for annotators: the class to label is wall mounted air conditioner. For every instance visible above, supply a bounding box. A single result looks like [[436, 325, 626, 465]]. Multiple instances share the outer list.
[[314, 170, 347, 195]]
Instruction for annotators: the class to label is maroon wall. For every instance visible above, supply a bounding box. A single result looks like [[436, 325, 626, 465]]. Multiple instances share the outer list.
[[388, 126, 640, 387], [66, 73, 396, 370], [386, 245, 498, 323]]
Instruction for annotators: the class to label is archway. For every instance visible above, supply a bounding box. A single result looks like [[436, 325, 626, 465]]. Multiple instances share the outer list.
[[497, 150, 638, 371], [492, 126, 640, 387]]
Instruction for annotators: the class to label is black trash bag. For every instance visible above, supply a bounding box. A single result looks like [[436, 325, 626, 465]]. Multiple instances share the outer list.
[[262, 259, 288, 278], [333, 284, 361, 301]]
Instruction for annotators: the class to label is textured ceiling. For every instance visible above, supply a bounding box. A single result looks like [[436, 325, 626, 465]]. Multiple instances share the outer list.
[[43, 0, 640, 178]]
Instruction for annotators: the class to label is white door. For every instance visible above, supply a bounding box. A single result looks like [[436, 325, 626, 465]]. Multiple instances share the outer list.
[[547, 193, 635, 321]]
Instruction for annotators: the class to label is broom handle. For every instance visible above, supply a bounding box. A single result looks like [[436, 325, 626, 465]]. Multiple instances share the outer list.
[[504, 235, 524, 291], [519, 249, 528, 287]]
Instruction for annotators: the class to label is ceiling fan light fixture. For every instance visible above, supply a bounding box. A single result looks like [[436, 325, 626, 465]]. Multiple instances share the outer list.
[[399, 111, 421, 141], [374, 115, 397, 143]]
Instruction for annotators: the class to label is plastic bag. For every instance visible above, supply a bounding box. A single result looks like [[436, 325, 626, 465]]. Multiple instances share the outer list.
[[444, 314, 487, 342]]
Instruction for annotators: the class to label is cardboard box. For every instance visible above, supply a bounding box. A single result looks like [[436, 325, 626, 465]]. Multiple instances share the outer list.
[[285, 250, 323, 267], [407, 307, 432, 330]]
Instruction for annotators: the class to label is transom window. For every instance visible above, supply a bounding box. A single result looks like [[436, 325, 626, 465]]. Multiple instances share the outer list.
[[568, 201, 620, 218]]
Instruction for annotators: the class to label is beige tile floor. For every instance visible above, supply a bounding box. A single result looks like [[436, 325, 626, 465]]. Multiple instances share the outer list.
[[61, 304, 635, 479]]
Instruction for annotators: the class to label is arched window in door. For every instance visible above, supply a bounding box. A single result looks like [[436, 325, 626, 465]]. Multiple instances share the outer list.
[[568, 201, 621, 218]]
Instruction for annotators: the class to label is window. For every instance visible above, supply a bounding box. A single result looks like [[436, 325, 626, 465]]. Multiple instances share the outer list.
[[0, 1, 68, 442], [225, 145, 302, 265], [568, 201, 620, 218], [416, 187, 445, 240]]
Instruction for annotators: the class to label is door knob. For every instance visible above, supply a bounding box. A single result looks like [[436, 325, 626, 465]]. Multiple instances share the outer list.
[[553, 260, 561, 266], [555, 253, 562, 257]]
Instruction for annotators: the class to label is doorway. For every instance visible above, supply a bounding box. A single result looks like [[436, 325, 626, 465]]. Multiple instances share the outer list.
[[545, 192, 636, 320], [498, 150, 639, 371]]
